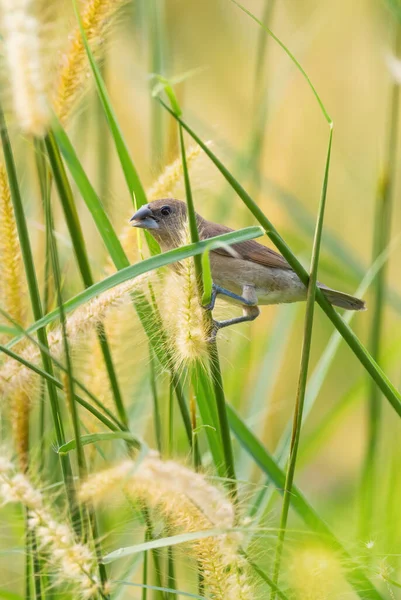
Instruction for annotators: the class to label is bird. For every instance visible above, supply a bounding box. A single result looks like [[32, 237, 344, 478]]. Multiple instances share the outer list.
[[130, 198, 366, 332]]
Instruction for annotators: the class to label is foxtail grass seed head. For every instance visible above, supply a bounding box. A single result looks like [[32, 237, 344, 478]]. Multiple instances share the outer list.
[[0, 163, 30, 472], [158, 226, 209, 369], [0, 0, 51, 136], [0, 275, 150, 402], [53, 0, 129, 124], [80, 453, 253, 599], [0, 163, 25, 328], [0, 456, 102, 598]]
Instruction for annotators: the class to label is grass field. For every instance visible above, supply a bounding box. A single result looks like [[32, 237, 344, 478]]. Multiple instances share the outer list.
[[0, 0, 401, 598]]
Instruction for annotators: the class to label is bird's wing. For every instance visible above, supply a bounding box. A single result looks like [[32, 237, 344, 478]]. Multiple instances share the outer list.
[[201, 220, 291, 270]]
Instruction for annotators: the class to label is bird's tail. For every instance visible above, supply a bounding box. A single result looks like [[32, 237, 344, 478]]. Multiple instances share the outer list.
[[319, 285, 366, 311]]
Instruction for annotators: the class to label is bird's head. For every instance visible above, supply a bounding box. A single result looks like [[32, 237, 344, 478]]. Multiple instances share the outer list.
[[130, 199, 193, 249]]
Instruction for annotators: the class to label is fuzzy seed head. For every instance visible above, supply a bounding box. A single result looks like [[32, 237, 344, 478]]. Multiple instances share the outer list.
[[80, 453, 253, 599], [54, 0, 129, 123], [0, 163, 30, 471], [0, 455, 101, 598], [0, 275, 150, 403], [0, 0, 50, 136], [157, 225, 209, 369]]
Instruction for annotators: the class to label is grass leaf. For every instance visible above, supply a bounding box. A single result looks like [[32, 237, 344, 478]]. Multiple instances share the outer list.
[[57, 432, 142, 454], [7, 227, 263, 345]]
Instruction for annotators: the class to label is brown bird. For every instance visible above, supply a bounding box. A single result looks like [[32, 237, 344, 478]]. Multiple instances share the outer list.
[[130, 199, 365, 331]]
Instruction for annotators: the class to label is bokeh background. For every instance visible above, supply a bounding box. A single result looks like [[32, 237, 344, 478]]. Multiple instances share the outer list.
[[2, 0, 401, 597]]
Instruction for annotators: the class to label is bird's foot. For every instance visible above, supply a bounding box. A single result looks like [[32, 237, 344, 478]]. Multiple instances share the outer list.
[[206, 306, 261, 342], [202, 283, 258, 311], [203, 284, 260, 340], [206, 320, 221, 343]]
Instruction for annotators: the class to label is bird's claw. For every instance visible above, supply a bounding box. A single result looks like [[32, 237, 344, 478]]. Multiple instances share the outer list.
[[206, 320, 221, 343]]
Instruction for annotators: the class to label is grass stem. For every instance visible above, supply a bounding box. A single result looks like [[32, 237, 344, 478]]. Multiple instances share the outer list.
[[359, 22, 401, 538], [270, 127, 333, 595], [44, 130, 129, 429], [0, 105, 80, 534]]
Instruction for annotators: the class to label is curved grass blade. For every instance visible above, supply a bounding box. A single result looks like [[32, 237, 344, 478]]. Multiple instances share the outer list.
[[0, 104, 79, 532], [271, 127, 333, 592], [227, 405, 384, 600], [158, 105, 401, 421], [44, 130, 129, 428], [0, 307, 124, 430], [103, 529, 232, 564], [72, 0, 159, 257], [50, 124, 129, 270], [0, 343, 121, 434], [6, 227, 263, 346], [57, 432, 142, 454], [178, 108, 236, 493], [230, 0, 330, 124]]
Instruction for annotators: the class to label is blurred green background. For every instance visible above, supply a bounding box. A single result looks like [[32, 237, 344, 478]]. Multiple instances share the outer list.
[[2, 0, 401, 597]]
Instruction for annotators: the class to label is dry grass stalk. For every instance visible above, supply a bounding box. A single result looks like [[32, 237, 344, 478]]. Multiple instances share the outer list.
[[80, 453, 253, 599]]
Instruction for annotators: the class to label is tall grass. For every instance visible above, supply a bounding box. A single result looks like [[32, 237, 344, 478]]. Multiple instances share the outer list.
[[0, 2, 400, 600]]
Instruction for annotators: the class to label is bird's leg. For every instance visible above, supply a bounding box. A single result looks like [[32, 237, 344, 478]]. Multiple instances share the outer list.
[[203, 283, 258, 311], [207, 285, 260, 338]]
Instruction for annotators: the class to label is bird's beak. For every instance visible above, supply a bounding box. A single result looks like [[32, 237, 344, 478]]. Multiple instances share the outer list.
[[130, 205, 159, 229]]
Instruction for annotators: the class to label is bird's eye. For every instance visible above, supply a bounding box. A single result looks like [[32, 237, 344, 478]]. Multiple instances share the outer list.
[[160, 205, 172, 216]]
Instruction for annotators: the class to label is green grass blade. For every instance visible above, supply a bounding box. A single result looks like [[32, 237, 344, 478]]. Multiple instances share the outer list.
[[103, 529, 233, 563], [177, 111, 236, 493], [57, 432, 142, 454], [72, 1, 146, 208], [230, 0, 331, 123], [0, 307, 124, 430], [149, 346, 163, 453], [271, 126, 333, 593], [0, 105, 80, 531], [0, 343, 120, 433], [7, 227, 263, 344], [0, 325, 18, 336], [159, 105, 401, 420], [192, 363, 225, 476], [43, 131, 94, 284], [45, 166, 87, 485], [44, 128, 129, 428], [360, 24, 401, 538], [201, 247, 213, 305], [51, 123, 130, 270], [237, 305, 297, 478], [227, 404, 384, 600]]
